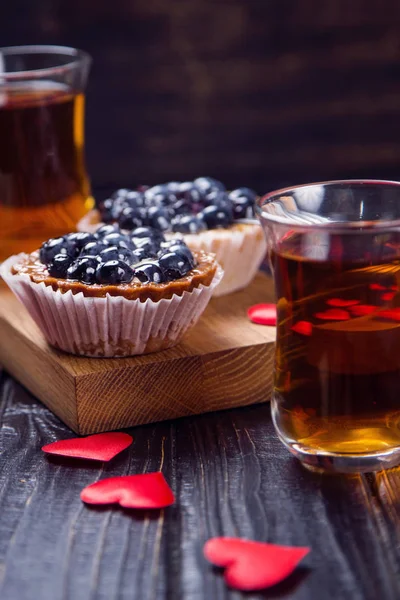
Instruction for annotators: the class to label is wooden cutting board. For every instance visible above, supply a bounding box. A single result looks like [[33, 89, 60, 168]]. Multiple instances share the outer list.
[[0, 273, 276, 434]]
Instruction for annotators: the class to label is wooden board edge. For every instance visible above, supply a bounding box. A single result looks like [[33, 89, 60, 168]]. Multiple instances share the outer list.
[[74, 341, 274, 434]]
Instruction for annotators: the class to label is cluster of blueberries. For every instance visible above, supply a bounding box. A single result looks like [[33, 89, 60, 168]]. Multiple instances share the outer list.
[[39, 225, 196, 285], [98, 176, 257, 234]]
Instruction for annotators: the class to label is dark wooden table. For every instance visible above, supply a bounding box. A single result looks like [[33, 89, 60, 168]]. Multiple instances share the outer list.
[[0, 370, 399, 600]]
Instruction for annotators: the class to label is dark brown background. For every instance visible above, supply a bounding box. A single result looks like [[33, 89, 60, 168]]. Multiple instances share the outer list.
[[2, 0, 400, 196]]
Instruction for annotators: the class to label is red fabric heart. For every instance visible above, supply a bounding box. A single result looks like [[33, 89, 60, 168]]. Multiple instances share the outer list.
[[80, 472, 175, 509], [204, 537, 309, 591], [42, 432, 133, 461], [369, 283, 386, 291], [349, 304, 377, 317], [314, 308, 350, 321], [326, 298, 360, 307], [381, 291, 396, 301], [281, 230, 295, 243], [247, 303, 277, 326], [379, 308, 400, 321], [291, 321, 312, 336]]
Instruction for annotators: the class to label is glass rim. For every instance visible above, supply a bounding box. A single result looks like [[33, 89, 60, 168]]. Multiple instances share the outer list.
[[256, 178, 400, 231], [0, 45, 91, 80]]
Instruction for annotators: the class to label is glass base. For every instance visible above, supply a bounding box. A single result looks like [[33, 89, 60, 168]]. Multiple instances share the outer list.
[[272, 412, 400, 474]]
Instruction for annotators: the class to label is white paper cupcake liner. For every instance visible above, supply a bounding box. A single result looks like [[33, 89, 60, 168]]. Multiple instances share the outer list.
[[78, 211, 267, 297], [179, 224, 267, 297], [1, 254, 223, 358]]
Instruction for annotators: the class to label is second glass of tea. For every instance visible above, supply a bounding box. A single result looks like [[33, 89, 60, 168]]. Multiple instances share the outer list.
[[0, 45, 93, 262], [257, 180, 400, 473]]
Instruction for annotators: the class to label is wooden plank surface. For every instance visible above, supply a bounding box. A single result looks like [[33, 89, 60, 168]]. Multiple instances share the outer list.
[[0, 370, 399, 600], [0, 273, 275, 433]]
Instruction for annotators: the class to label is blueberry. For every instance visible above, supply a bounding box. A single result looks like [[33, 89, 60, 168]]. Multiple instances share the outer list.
[[100, 195, 129, 221], [199, 204, 233, 229], [61, 236, 82, 257], [112, 196, 131, 220], [98, 198, 115, 223], [65, 232, 97, 252], [176, 182, 202, 204], [159, 251, 193, 279], [160, 243, 195, 268], [145, 184, 178, 208], [229, 187, 257, 219], [123, 190, 146, 208], [67, 256, 100, 284], [231, 196, 255, 219], [132, 246, 157, 262], [194, 176, 225, 198], [171, 214, 207, 234], [144, 184, 171, 206], [131, 226, 165, 244], [118, 206, 145, 230], [160, 238, 186, 249], [134, 262, 165, 284], [145, 206, 171, 231], [166, 181, 181, 193], [145, 184, 168, 199], [229, 187, 257, 202], [95, 224, 119, 238], [102, 232, 133, 249], [203, 190, 232, 209], [165, 242, 193, 257], [96, 260, 134, 285], [79, 254, 102, 262], [170, 198, 190, 216], [81, 241, 107, 256], [39, 237, 74, 265], [111, 188, 133, 200], [133, 237, 159, 255], [47, 254, 74, 278], [99, 245, 135, 265]]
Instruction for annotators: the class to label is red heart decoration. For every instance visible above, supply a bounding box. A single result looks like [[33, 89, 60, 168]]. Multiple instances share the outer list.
[[204, 537, 309, 591], [326, 298, 360, 307], [381, 291, 396, 301], [291, 321, 312, 336], [42, 432, 133, 462], [349, 304, 377, 317], [379, 308, 400, 321], [248, 303, 277, 326], [80, 472, 175, 509], [281, 230, 295, 243], [369, 283, 386, 291], [314, 308, 350, 321]]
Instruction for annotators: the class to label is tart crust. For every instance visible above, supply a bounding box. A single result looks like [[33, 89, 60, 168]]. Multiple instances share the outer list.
[[12, 250, 217, 301]]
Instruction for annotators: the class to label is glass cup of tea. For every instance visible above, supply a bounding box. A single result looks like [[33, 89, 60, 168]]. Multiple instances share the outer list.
[[0, 45, 93, 262], [257, 180, 400, 473]]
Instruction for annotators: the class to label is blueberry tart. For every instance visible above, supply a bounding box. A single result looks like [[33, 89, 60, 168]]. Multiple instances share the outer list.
[[1, 227, 223, 357], [77, 177, 266, 296]]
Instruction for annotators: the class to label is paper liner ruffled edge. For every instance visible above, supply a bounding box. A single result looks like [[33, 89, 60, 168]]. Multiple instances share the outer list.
[[180, 225, 266, 297]]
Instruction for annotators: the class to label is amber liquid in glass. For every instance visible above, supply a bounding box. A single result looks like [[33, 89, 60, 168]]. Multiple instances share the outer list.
[[271, 232, 400, 455], [0, 82, 92, 261]]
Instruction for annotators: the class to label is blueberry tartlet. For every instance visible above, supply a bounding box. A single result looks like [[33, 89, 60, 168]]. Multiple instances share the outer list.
[[77, 177, 266, 297], [1, 227, 223, 357]]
